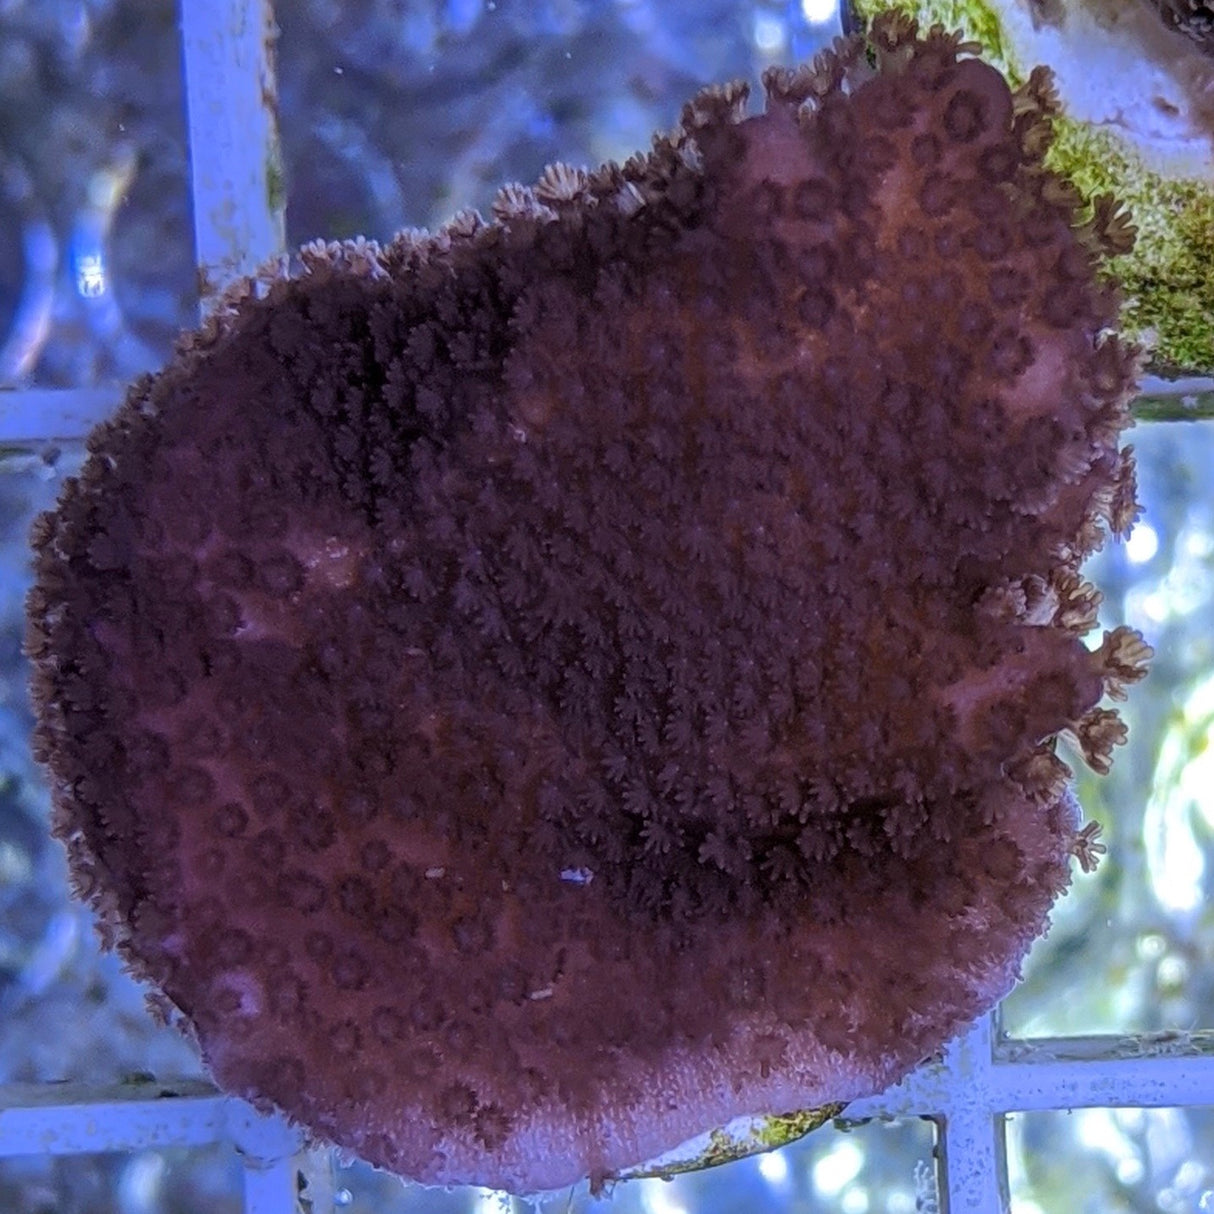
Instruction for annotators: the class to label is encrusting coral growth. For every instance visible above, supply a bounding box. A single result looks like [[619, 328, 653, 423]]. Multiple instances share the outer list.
[[26, 14, 1150, 1194]]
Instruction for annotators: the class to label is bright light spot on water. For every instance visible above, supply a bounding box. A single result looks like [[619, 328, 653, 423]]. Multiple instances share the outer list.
[[841, 1183, 870, 1214], [1116, 1157, 1145, 1185], [1184, 527, 1213, 558], [1073, 1108, 1149, 1187], [1198, 1189, 1214, 1211], [813, 1139, 863, 1196], [758, 1149, 789, 1184], [801, 0, 838, 23], [640, 1179, 687, 1214], [1144, 722, 1208, 914], [1125, 521, 1158, 563], [1133, 521, 1214, 623], [753, 12, 787, 52], [1010, 1200, 1045, 1214], [1143, 671, 1214, 914], [1137, 932, 1166, 961], [1177, 1161, 1206, 1194], [1157, 953, 1190, 988], [117, 1151, 167, 1210], [1077, 1108, 1126, 1155], [76, 250, 106, 297]]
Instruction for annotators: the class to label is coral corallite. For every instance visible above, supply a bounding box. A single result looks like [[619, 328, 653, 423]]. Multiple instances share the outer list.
[[26, 16, 1151, 1195]]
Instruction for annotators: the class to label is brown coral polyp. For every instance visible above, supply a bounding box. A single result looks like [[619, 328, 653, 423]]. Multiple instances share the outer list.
[[27, 16, 1148, 1194]]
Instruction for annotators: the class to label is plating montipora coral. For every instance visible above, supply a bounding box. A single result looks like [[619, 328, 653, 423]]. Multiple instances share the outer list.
[[27, 14, 1150, 1194]]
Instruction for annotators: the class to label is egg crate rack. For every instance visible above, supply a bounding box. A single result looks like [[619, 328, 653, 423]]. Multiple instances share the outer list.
[[1, 1, 1213, 1212], [4, 1012, 1214, 1213]]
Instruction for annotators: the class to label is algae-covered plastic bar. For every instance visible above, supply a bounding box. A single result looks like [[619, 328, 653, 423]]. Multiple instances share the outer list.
[[850, 0, 1214, 388]]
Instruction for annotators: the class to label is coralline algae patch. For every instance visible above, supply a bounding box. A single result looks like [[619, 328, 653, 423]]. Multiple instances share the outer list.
[[852, 0, 1214, 376], [26, 14, 1149, 1196]]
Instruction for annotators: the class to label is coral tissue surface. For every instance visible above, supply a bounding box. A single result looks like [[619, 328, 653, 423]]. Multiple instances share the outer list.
[[27, 15, 1149, 1194]]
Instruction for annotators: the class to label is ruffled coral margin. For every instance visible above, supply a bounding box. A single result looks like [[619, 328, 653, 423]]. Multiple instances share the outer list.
[[28, 12, 1149, 1195]]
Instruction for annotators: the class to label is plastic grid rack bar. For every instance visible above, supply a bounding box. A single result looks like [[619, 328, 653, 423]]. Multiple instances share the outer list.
[[3, 1014, 1214, 1211]]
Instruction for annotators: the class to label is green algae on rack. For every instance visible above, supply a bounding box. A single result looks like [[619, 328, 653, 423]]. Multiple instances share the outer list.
[[850, 0, 1214, 379]]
